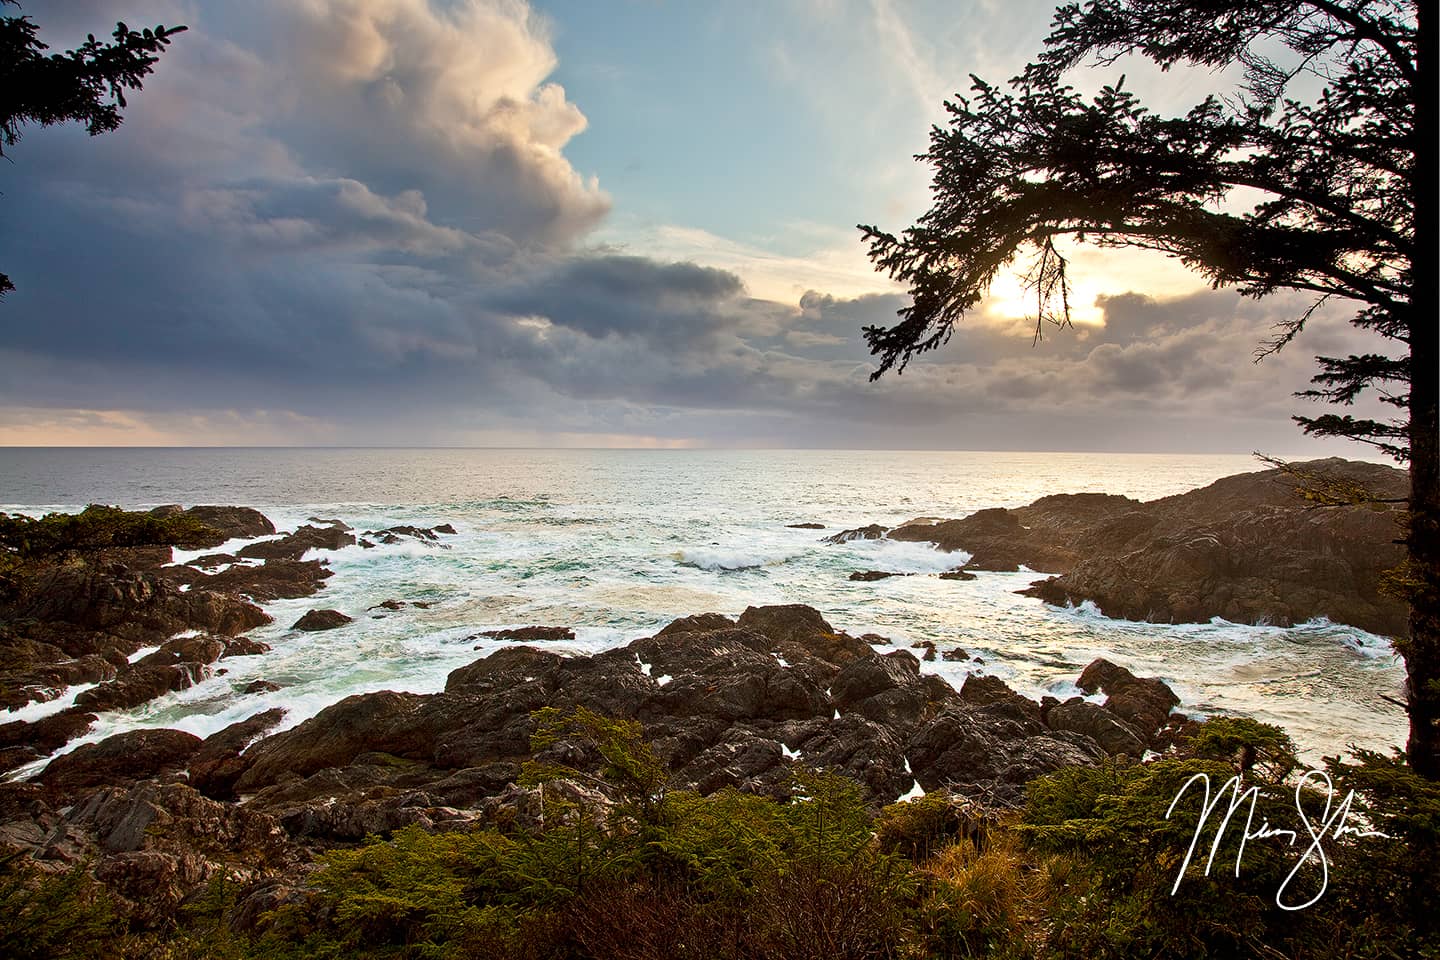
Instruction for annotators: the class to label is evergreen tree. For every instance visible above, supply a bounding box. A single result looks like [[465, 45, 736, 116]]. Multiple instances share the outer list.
[[0, 1, 185, 296], [859, 1, 1438, 774]]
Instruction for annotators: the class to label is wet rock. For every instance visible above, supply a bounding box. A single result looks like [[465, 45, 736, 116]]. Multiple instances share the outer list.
[[38, 729, 202, 796], [786, 522, 826, 529], [0, 709, 97, 773], [938, 569, 977, 581], [307, 517, 352, 530], [891, 508, 1084, 573], [222, 636, 272, 657], [136, 633, 227, 668], [445, 646, 565, 692], [75, 662, 211, 712], [13, 566, 270, 641], [242, 679, 281, 695], [238, 524, 355, 561], [362, 525, 451, 545], [193, 558, 334, 602], [291, 609, 353, 632], [0, 647, 118, 710], [188, 708, 288, 800], [910, 641, 937, 661], [656, 612, 736, 637], [433, 524, 457, 535], [370, 599, 406, 611], [736, 604, 873, 667], [188, 553, 238, 569], [1076, 658, 1180, 743], [849, 570, 905, 581], [474, 625, 575, 642], [1046, 698, 1147, 756], [235, 692, 432, 791], [883, 459, 1408, 634], [823, 524, 888, 544]]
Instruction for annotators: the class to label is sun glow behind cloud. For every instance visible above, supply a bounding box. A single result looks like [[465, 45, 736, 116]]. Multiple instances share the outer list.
[[0, 0, 1388, 452]]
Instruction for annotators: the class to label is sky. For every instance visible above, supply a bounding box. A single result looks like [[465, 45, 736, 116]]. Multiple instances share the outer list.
[[0, 0, 1393, 451]]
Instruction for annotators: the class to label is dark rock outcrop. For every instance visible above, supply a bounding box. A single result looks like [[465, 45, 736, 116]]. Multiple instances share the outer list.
[[150, 505, 277, 547], [38, 729, 203, 797], [879, 459, 1407, 634], [474, 625, 575, 642], [823, 524, 888, 544], [189, 708, 287, 800], [1075, 657, 1180, 744], [1046, 699, 1147, 756], [171, 558, 334, 603], [292, 609, 353, 632], [238, 524, 355, 561], [225, 605, 1110, 810]]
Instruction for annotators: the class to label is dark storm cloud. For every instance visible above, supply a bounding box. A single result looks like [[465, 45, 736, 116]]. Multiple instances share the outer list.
[[0, 0, 1397, 450], [488, 256, 745, 345]]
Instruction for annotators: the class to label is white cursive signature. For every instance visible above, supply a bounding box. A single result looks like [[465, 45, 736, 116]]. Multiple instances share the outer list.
[[1165, 769, 1391, 910]]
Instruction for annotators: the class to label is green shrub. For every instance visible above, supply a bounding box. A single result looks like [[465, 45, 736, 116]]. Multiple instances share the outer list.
[[0, 854, 120, 960], [875, 789, 996, 862]]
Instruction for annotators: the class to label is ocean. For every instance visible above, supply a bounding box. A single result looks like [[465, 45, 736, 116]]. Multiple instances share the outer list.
[[0, 447, 1408, 773]]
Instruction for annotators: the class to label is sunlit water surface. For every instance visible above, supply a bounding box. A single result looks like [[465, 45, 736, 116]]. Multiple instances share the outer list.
[[1, 448, 1406, 772]]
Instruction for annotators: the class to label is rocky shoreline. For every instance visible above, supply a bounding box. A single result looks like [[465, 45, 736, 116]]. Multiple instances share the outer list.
[[0, 507, 458, 775], [0, 460, 1407, 937], [1, 591, 1187, 927], [837, 457, 1408, 636]]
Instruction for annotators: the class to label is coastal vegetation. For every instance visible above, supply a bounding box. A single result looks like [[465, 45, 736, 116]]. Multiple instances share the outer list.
[[4, 708, 1437, 959]]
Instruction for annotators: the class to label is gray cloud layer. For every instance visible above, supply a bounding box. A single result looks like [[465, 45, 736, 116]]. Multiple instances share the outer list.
[[0, 0, 1390, 451]]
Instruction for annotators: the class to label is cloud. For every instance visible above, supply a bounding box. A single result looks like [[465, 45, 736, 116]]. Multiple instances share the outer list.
[[0, 1, 1399, 454]]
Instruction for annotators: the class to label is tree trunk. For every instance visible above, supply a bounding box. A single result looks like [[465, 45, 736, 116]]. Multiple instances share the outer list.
[[1404, 0, 1440, 778]]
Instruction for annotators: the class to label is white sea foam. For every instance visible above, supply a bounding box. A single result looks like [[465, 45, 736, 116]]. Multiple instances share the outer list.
[[839, 538, 972, 573], [674, 546, 800, 571], [2, 682, 101, 724]]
